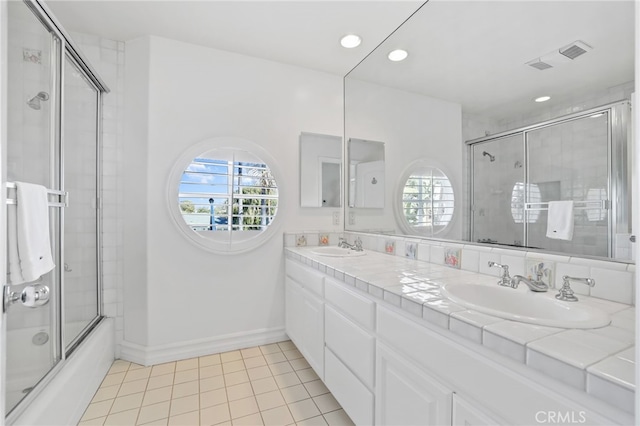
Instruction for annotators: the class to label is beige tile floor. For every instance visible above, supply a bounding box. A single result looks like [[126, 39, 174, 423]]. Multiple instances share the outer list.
[[78, 340, 354, 426]]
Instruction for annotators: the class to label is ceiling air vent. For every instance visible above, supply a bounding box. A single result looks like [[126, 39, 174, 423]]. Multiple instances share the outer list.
[[526, 59, 553, 71], [525, 40, 593, 71], [559, 41, 592, 60]]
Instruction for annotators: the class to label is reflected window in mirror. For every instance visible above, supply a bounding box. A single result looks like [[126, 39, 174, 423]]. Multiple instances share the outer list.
[[398, 163, 454, 236]]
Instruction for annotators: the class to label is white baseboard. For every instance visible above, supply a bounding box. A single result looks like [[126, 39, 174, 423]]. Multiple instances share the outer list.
[[10, 318, 115, 426], [119, 327, 288, 366]]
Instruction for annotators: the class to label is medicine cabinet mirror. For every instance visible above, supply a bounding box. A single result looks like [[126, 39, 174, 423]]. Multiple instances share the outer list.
[[348, 138, 385, 209], [299, 133, 342, 208]]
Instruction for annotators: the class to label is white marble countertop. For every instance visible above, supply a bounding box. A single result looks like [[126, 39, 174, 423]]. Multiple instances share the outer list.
[[285, 246, 636, 413]]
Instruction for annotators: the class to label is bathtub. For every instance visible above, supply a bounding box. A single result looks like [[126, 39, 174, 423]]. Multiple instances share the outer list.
[[5, 325, 55, 413], [7, 318, 114, 426]]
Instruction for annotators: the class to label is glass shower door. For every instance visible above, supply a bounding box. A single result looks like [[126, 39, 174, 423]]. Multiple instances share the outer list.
[[526, 113, 610, 257], [62, 55, 100, 351], [5, 0, 61, 414], [471, 134, 525, 246]]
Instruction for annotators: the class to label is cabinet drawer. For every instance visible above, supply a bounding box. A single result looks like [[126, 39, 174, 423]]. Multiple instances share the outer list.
[[325, 348, 374, 426], [285, 259, 324, 296], [325, 306, 375, 388], [452, 394, 502, 426], [324, 277, 375, 330]]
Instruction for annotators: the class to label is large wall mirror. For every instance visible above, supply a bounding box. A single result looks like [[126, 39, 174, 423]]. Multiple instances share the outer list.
[[344, 0, 635, 262]]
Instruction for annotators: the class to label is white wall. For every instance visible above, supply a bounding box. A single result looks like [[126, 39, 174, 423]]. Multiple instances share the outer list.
[[123, 36, 342, 361], [344, 78, 463, 239]]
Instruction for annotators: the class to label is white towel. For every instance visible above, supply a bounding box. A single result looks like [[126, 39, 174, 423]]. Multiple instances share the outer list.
[[546, 200, 574, 240], [13, 182, 55, 282]]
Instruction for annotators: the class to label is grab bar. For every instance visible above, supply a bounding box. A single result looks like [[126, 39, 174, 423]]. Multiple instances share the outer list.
[[5, 182, 68, 207]]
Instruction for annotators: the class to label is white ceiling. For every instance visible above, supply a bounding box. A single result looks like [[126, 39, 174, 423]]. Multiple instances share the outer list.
[[46, 0, 424, 76], [46, 0, 635, 119], [349, 0, 635, 119]]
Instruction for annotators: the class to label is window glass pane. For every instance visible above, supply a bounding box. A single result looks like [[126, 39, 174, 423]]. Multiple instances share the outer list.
[[178, 155, 278, 233]]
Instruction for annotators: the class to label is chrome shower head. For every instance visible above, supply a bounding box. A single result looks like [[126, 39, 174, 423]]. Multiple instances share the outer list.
[[27, 91, 49, 110], [482, 151, 495, 162]]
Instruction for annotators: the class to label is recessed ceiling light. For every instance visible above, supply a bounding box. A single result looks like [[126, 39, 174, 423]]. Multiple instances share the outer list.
[[534, 96, 551, 103], [340, 34, 361, 49], [388, 49, 408, 62]]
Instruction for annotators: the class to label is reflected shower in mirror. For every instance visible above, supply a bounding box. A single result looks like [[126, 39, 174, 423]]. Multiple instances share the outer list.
[[343, 0, 634, 261], [299, 132, 342, 208]]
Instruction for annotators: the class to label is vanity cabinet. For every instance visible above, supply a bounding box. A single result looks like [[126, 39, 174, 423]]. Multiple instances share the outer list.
[[284, 256, 622, 426]]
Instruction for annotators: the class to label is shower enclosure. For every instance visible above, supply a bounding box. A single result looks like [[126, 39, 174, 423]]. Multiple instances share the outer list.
[[469, 101, 631, 259], [3, 0, 108, 420]]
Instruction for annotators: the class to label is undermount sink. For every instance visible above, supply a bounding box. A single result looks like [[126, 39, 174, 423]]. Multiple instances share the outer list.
[[441, 283, 611, 329], [310, 246, 366, 257]]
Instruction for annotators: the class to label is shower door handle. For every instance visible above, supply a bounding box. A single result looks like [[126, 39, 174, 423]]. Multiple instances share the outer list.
[[3, 283, 50, 312]]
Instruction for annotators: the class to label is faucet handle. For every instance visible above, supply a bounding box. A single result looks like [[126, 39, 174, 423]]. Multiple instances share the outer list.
[[532, 263, 545, 280], [488, 261, 511, 286], [488, 261, 509, 274], [555, 276, 595, 302], [354, 237, 363, 251]]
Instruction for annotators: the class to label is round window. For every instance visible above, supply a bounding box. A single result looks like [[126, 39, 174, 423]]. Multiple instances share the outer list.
[[168, 138, 282, 254], [397, 162, 455, 236]]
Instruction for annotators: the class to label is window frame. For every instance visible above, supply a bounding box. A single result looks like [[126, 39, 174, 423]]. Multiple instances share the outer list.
[[168, 137, 284, 254]]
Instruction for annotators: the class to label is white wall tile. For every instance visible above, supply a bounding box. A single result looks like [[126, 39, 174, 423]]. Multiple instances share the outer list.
[[590, 268, 633, 305], [430, 245, 445, 265], [478, 251, 500, 276], [461, 248, 479, 272]]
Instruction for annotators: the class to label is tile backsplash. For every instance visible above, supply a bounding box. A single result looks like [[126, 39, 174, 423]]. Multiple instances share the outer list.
[[284, 231, 635, 306]]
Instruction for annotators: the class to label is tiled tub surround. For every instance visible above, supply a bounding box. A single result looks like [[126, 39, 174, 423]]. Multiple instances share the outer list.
[[283, 244, 636, 419]]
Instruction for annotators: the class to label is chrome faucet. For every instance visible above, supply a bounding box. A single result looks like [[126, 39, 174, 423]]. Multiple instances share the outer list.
[[510, 275, 548, 292], [488, 261, 511, 287], [488, 261, 549, 292], [339, 237, 363, 251], [510, 263, 549, 292], [556, 276, 595, 302]]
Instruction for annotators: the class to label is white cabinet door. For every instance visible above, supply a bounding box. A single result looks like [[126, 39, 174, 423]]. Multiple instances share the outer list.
[[285, 277, 304, 347], [302, 289, 324, 378], [452, 394, 502, 426], [376, 343, 452, 426]]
